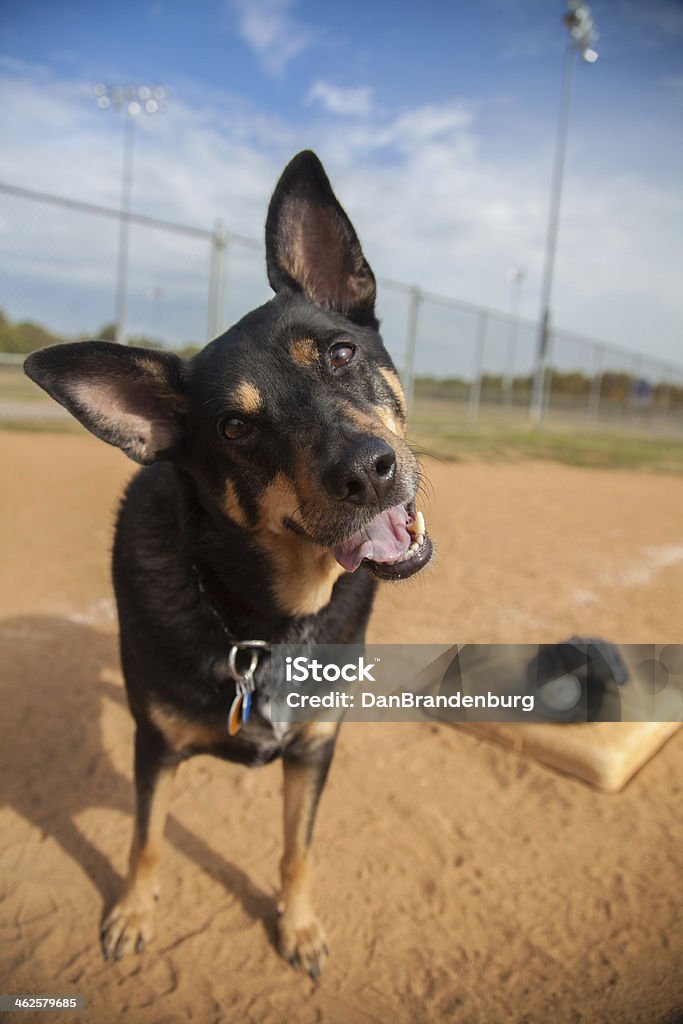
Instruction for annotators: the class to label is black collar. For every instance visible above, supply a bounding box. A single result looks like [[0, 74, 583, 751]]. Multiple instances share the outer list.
[[192, 560, 271, 734]]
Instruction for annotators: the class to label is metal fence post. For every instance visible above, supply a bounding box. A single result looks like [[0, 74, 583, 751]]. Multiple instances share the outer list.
[[402, 286, 421, 421], [503, 313, 518, 414], [467, 310, 487, 427], [4, 181, 683, 429], [652, 379, 671, 435], [539, 328, 554, 427], [586, 343, 604, 426], [206, 219, 227, 342], [530, 314, 549, 427], [630, 352, 644, 432]]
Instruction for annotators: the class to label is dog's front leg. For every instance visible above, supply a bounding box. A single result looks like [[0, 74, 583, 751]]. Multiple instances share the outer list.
[[101, 725, 176, 960], [279, 728, 336, 979]]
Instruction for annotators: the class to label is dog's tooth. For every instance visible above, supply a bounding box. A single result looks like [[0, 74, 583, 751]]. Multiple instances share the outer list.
[[415, 511, 425, 537]]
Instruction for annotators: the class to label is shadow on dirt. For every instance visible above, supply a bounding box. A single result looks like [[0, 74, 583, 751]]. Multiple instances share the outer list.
[[0, 616, 276, 946]]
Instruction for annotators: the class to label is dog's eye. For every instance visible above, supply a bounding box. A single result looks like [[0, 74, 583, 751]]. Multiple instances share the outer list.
[[222, 417, 252, 440], [329, 343, 356, 368]]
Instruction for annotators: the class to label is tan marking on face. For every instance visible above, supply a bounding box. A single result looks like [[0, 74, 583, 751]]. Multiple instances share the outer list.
[[344, 401, 409, 448], [259, 472, 299, 534], [379, 367, 407, 418], [274, 549, 344, 617], [375, 405, 403, 438], [345, 404, 381, 434], [233, 380, 262, 414], [378, 367, 407, 436], [263, 533, 344, 617], [289, 337, 318, 366], [255, 471, 344, 616], [225, 479, 250, 528], [340, 400, 416, 485], [149, 703, 225, 752]]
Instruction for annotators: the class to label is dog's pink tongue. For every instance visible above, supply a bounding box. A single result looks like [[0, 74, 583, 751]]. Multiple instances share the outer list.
[[333, 505, 410, 572]]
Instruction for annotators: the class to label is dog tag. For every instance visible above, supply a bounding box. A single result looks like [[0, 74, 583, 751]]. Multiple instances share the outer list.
[[228, 692, 245, 736], [226, 642, 264, 735]]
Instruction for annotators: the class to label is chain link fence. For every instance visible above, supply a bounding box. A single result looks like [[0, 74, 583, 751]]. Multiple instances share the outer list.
[[2, 181, 682, 437]]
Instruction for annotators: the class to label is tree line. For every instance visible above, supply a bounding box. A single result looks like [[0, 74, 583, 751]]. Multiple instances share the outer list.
[[1, 309, 680, 408], [415, 372, 682, 407], [0, 310, 202, 357]]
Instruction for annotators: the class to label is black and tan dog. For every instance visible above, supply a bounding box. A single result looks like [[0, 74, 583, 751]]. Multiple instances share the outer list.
[[24, 151, 433, 978]]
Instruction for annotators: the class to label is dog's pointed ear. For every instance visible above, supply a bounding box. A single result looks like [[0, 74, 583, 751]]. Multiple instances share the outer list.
[[265, 150, 377, 326], [24, 341, 188, 465]]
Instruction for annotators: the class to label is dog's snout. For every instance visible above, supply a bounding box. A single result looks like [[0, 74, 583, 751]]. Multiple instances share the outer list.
[[324, 437, 397, 505]]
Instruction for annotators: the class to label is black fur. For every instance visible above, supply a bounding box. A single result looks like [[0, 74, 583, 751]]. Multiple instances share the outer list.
[[24, 150, 429, 971]]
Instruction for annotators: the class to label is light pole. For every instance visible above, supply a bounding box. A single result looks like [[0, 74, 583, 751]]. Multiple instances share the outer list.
[[504, 266, 525, 412], [95, 83, 167, 344], [530, 1, 598, 425]]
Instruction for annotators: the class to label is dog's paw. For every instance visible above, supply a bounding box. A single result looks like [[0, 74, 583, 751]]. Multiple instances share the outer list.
[[100, 888, 157, 961], [278, 913, 329, 980]]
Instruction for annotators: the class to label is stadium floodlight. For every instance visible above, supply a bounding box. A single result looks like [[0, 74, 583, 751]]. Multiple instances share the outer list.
[[564, 0, 600, 62], [530, 2, 599, 426], [95, 84, 168, 345]]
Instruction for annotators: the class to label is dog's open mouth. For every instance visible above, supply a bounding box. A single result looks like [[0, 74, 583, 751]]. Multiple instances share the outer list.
[[332, 498, 433, 580]]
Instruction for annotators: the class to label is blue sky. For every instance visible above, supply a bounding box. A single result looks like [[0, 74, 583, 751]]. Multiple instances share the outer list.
[[1, 0, 682, 370]]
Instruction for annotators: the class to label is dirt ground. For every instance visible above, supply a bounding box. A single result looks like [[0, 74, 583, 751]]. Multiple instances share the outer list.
[[1, 429, 682, 1024]]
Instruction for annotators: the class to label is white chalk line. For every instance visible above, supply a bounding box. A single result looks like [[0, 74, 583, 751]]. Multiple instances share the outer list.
[[570, 543, 683, 606]]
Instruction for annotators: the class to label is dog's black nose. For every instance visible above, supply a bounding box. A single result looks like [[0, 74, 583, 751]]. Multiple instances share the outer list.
[[324, 438, 397, 505]]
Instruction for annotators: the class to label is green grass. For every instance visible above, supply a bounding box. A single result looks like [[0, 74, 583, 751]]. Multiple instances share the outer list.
[[409, 425, 683, 473], [0, 418, 84, 434], [2, 365, 682, 473], [407, 393, 683, 473], [0, 365, 41, 401], [0, 364, 82, 432]]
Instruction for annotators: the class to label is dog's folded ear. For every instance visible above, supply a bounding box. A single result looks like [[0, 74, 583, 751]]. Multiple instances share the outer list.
[[265, 150, 377, 326], [24, 341, 188, 465]]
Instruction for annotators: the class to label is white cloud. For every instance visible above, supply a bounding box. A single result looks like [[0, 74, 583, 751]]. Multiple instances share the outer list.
[[228, 0, 313, 75], [0, 62, 682, 374], [306, 81, 374, 117], [366, 101, 475, 151]]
